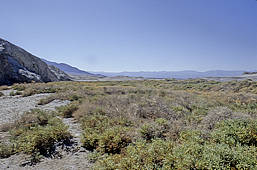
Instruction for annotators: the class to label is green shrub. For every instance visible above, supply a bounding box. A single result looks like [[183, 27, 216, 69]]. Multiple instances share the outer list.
[[12, 84, 26, 91], [93, 119, 257, 169], [2, 109, 50, 133], [169, 121, 257, 169], [0, 92, 4, 97], [82, 127, 132, 154], [9, 91, 22, 96], [98, 126, 132, 154], [81, 114, 133, 153], [211, 119, 257, 147], [22, 87, 57, 97], [179, 130, 205, 143], [57, 103, 78, 118], [3, 109, 71, 161], [231, 102, 257, 114], [9, 110, 60, 132], [171, 140, 204, 169], [199, 143, 257, 169], [69, 94, 81, 101], [0, 143, 15, 158], [171, 139, 257, 169], [140, 118, 169, 140], [82, 131, 99, 151], [13, 118, 70, 156], [94, 139, 174, 169], [39, 87, 57, 93], [95, 136, 257, 169], [81, 114, 131, 134]]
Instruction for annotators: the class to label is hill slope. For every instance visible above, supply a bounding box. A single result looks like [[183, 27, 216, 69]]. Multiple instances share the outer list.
[[42, 59, 102, 77], [0, 38, 70, 85]]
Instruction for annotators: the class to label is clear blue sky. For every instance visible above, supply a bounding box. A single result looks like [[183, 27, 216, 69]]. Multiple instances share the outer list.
[[0, 0, 256, 72]]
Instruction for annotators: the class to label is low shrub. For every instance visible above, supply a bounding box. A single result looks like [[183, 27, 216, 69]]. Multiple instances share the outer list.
[[140, 118, 169, 140], [73, 100, 108, 121], [69, 94, 81, 101], [169, 120, 257, 169], [22, 87, 57, 97], [57, 103, 78, 118], [179, 130, 205, 143], [0, 143, 15, 158], [13, 118, 70, 157], [7, 110, 47, 129], [94, 139, 174, 169], [200, 107, 234, 130], [39, 87, 58, 94], [171, 139, 257, 169], [9, 91, 22, 96], [211, 119, 257, 147], [38, 93, 77, 106], [2, 109, 71, 161], [0, 109, 49, 133], [12, 84, 26, 91], [98, 126, 132, 154], [199, 143, 256, 169], [38, 97, 55, 105], [95, 125, 257, 169], [81, 114, 133, 153], [22, 89, 37, 97], [0, 92, 4, 97]]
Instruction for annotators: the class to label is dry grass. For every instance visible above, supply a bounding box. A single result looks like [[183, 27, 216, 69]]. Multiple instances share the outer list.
[[6, 80, 256, 132]]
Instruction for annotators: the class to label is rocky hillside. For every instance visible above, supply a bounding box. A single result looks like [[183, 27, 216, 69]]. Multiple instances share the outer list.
[[0, 38, 71, 85], [42, 59, 92, 75], [42, 58, 104, 77]]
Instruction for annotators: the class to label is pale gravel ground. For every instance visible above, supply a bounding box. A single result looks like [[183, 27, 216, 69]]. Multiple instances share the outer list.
[[0, 90, 92, 170], [0, 90, 69, 124]]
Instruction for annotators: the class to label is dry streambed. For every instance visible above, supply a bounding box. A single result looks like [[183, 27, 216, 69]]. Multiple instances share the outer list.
[[0, 90, 92, 170], [0, 90, 69, 124]]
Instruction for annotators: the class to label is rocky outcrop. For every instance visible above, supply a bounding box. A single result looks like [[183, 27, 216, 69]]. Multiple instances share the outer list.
[[47, 65, 72, 81], [0, 38, 71, 85]]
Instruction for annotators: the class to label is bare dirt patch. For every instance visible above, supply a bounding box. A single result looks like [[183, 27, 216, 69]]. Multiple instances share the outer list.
[[0, 90, 69, 124]]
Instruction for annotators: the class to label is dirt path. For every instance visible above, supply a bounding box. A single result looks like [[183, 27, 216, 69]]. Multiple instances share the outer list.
[[62, 117, 84, 149], [0, 90, 92, 170]]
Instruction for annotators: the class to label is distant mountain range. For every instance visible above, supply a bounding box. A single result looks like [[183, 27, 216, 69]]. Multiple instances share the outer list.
[[42, 59, 103, 77], [92, 70, 249, 79], [42, 59, 254, 80]]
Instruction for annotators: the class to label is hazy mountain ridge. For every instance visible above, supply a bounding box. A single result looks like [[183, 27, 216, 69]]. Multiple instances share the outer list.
[[42, 59, 104, 77], [92, 70, 247, 79]]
